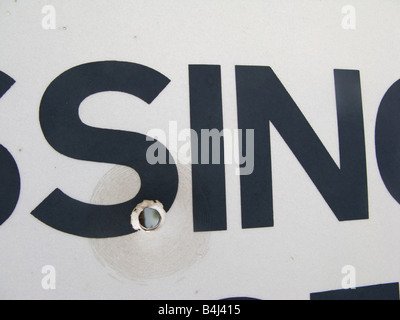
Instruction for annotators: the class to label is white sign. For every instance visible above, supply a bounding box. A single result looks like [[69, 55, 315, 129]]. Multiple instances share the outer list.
[[0, 0, 399, 300]]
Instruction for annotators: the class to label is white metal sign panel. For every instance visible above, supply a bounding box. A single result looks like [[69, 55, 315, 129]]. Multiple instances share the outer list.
[[0, 0, 399, 301]]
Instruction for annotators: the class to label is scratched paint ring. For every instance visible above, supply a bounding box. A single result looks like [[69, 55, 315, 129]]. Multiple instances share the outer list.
[[89, 160, 210, 282]]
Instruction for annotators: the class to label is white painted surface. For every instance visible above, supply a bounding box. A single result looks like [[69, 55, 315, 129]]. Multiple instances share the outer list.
[[0, 0, 399, 299]]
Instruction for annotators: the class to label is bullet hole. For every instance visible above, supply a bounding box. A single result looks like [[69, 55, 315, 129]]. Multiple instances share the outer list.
[[139, 207, 162, 231], [131, 200, 166, 232]]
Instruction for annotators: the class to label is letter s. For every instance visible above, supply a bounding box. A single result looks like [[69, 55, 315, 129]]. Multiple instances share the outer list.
[[32, 61, 178, 238], [0, 71, 21, 226]]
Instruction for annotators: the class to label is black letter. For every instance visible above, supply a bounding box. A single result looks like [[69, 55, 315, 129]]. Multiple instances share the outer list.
[[311, 282, 399, 300], [236, 67, 368, 228], [376, 79, 400, 204], [32, 61, 178, 238], [189, 65, 227, 231], [0, 71, 21, 226]]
